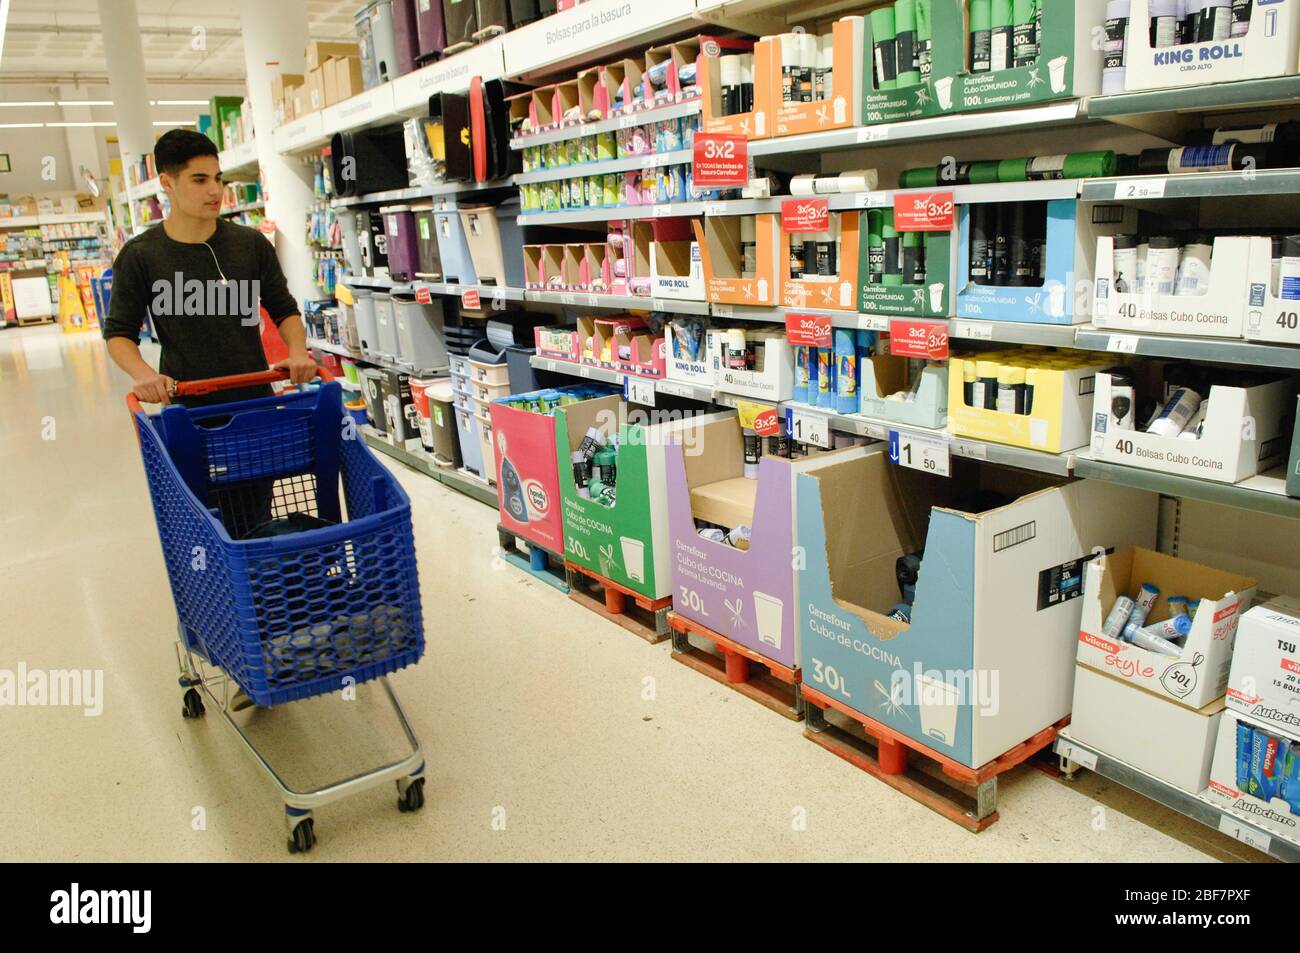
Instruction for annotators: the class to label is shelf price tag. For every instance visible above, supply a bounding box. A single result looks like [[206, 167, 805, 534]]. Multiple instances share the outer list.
[[1218, 815, 1271, 853], [1056, 739, 1098, 771], [785, 407, 832, 448], [890, 430, 950, 477], [693, 133, 749, 189], [1106, 333, 1140, 354], [415, 286, 432, 305], [857, 191, 889, 209], [1115, 178, 1166, 200], [653, 204, 672, 217], [893, 191, 955, 232], [560, 293, 576, 305], [461, 289, 481, 310], [857, 126, 889, 143], [623, 375, 656, 407], [953, 320, 993, 341]]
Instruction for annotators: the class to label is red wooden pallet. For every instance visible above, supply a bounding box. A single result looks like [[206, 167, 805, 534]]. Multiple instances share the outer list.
[[564, 560, 671, 644], [801, 683, 1068, 833], [667, 612, 803, 721]]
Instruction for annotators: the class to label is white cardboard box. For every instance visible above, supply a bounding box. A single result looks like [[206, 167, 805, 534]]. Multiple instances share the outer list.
[[651, 239, 705, 301], [1226, 598, 1300, 737], [1244, 237, 1300, 344], [709, 334, 794, 402], [664, 323, 715, 386], [1124, 0, 1300, 92], [1093, 235, 1255, 339], [1090, 371, 1293, 483], [1202, 710, 1300, 846], [1078, 548, 1257, 711], [1071, 662, 1225, 794]]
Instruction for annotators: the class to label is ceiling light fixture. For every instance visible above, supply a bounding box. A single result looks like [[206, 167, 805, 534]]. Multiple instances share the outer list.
[[0, 122, 44, 128], [150, 100, 209, 106], [0, 100, 56, 107], [56, 100, 113, 107], [46, 121, 116, 127]]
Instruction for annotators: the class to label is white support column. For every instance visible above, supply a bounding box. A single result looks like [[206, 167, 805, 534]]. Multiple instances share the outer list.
[[239, 0, 317, 308], [56, 86, 105, 189], [97, 0, 154, 180]]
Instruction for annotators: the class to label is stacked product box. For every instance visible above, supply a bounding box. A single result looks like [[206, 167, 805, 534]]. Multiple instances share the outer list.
[[553, 397, 733, 599], [1204, 597, 1300, 845], [1071, 547, 1256, 793], [664, 414, 864, 670], [795, 448, 1156, 768]]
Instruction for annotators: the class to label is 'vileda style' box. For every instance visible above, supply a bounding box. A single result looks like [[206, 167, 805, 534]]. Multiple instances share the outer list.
[[1077, 547, 1256, 712]]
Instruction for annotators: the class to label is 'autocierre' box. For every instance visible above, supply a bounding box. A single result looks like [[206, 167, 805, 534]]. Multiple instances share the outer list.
[[1202, 710, 1300, 848], [1226, 598, 1300, 738]]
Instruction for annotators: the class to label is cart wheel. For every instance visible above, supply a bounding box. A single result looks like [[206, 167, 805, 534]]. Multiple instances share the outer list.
[[181, 688, 204, 719], [397, 777, 425, 813], [287, 818, 315, 854]]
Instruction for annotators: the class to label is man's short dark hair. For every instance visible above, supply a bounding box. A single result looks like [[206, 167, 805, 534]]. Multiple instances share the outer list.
[[154, 129, 219, 177]]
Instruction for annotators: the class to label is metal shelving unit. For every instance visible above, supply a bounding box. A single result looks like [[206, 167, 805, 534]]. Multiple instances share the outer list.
[[1082, 168, 1300, 202], [525, 289, 710, 315], [329, 178, 515, 208], [359, 427, 498, 507], [509, 100, 703, 150], [514, 150, 693, 185], [1087, 76, 1300, 121], [1073, 456, 1300, 520], [1054, 728, 1295, 863], [748, 99, 1088, 157], [1073, 327, 1300, 372], [413, 281, 526, 302]]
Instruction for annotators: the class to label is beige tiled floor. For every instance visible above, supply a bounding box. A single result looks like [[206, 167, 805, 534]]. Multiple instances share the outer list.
[[0, 325, 1267, 861]]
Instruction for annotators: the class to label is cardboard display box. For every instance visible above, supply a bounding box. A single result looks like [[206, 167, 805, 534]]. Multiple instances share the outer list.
[[1244, 236, 1300, 345], [534, 325, 579, 361], [795, 449, 1156, 767], [1124, 0, 1300, 93], [1078, 547, 1257, 711], [949, 349, 1110, 453], [554, 399, 733, 600], [859, 223, 954, 318], [307, 66, 327, 113], [1203, 710, 1300, 846], [666, 417, 865, 669], [1090, 369, 1292, 483], [858, 347, 948, 429], [780, 210, 859, 312], [772, 17, 863, 138], [650, 218, 705, 301], [695, 214, 778, 307], [1226, 598, 1300, 738], [957, 199, 1136, 325], [613, 325, 667, 379], [1072, 663, 1225, 794], [333, 57, 364, 103], [664, 321, 715, 386], [701, 36, 774, 140], [306, 39, 359, 71], [861, 0, 961, 124], [1289, 398, 1300, 498], [1095, 236, 1257, 339], [709, 329, 793, 402]]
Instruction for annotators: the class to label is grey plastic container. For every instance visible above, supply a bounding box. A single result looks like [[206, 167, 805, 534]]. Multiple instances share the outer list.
[[373, 292, 402, 360], [393, 293, 449, 369], [352, 289, 380, 355]]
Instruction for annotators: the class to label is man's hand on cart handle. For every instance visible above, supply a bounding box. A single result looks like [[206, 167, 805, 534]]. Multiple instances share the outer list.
[[132, 371, 177, 405], [274, 348, 318, 386]]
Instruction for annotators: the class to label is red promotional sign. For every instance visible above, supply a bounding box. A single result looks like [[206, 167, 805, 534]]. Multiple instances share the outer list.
[[784, 312, 833, 347], [888, 317, 949, 359], [461, 289, 482, 310], [893, 191, 955, 232], [781, 198, 829, 234], [692, 133, 749, 188], [753, 407, 782, 437], [415, 286, 432, 305]]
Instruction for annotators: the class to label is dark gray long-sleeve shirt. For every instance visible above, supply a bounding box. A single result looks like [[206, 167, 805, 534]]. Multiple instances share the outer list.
[[104, 219, 300, 404]]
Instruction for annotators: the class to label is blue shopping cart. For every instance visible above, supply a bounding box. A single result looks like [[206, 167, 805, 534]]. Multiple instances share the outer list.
[[128, 367, 427, 853]]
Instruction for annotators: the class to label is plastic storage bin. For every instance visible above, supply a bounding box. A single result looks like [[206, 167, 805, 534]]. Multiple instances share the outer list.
[[434, 200, 478, 286], [361, 367, 387, 431], [442, 0, 477, 51], [338, 208, 366, 276], [459, 200, 525, 288], [330, 126, 408, 198], [392, 294, 449, 369], [478, 415, 498, 484], [415, 0, 447, 64], [391, 0, 421, 76], [356, 0, 399, 87], [352, 289, 380, 355], [373, 292, 402, 361], [455, 407, 484, 476], [381, 205, 420, 282], [413, 204, 443, 280], [360, 208, 392, 277]]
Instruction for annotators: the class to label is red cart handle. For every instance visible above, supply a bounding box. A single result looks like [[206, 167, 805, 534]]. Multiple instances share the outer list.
[[126, 365, 336, 416]]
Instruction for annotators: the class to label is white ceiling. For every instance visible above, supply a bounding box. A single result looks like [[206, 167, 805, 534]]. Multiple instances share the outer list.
[[1, 0, 358, 84]]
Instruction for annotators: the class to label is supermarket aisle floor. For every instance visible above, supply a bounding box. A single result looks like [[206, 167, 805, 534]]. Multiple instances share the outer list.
[[0, 326, 1267, 862]]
